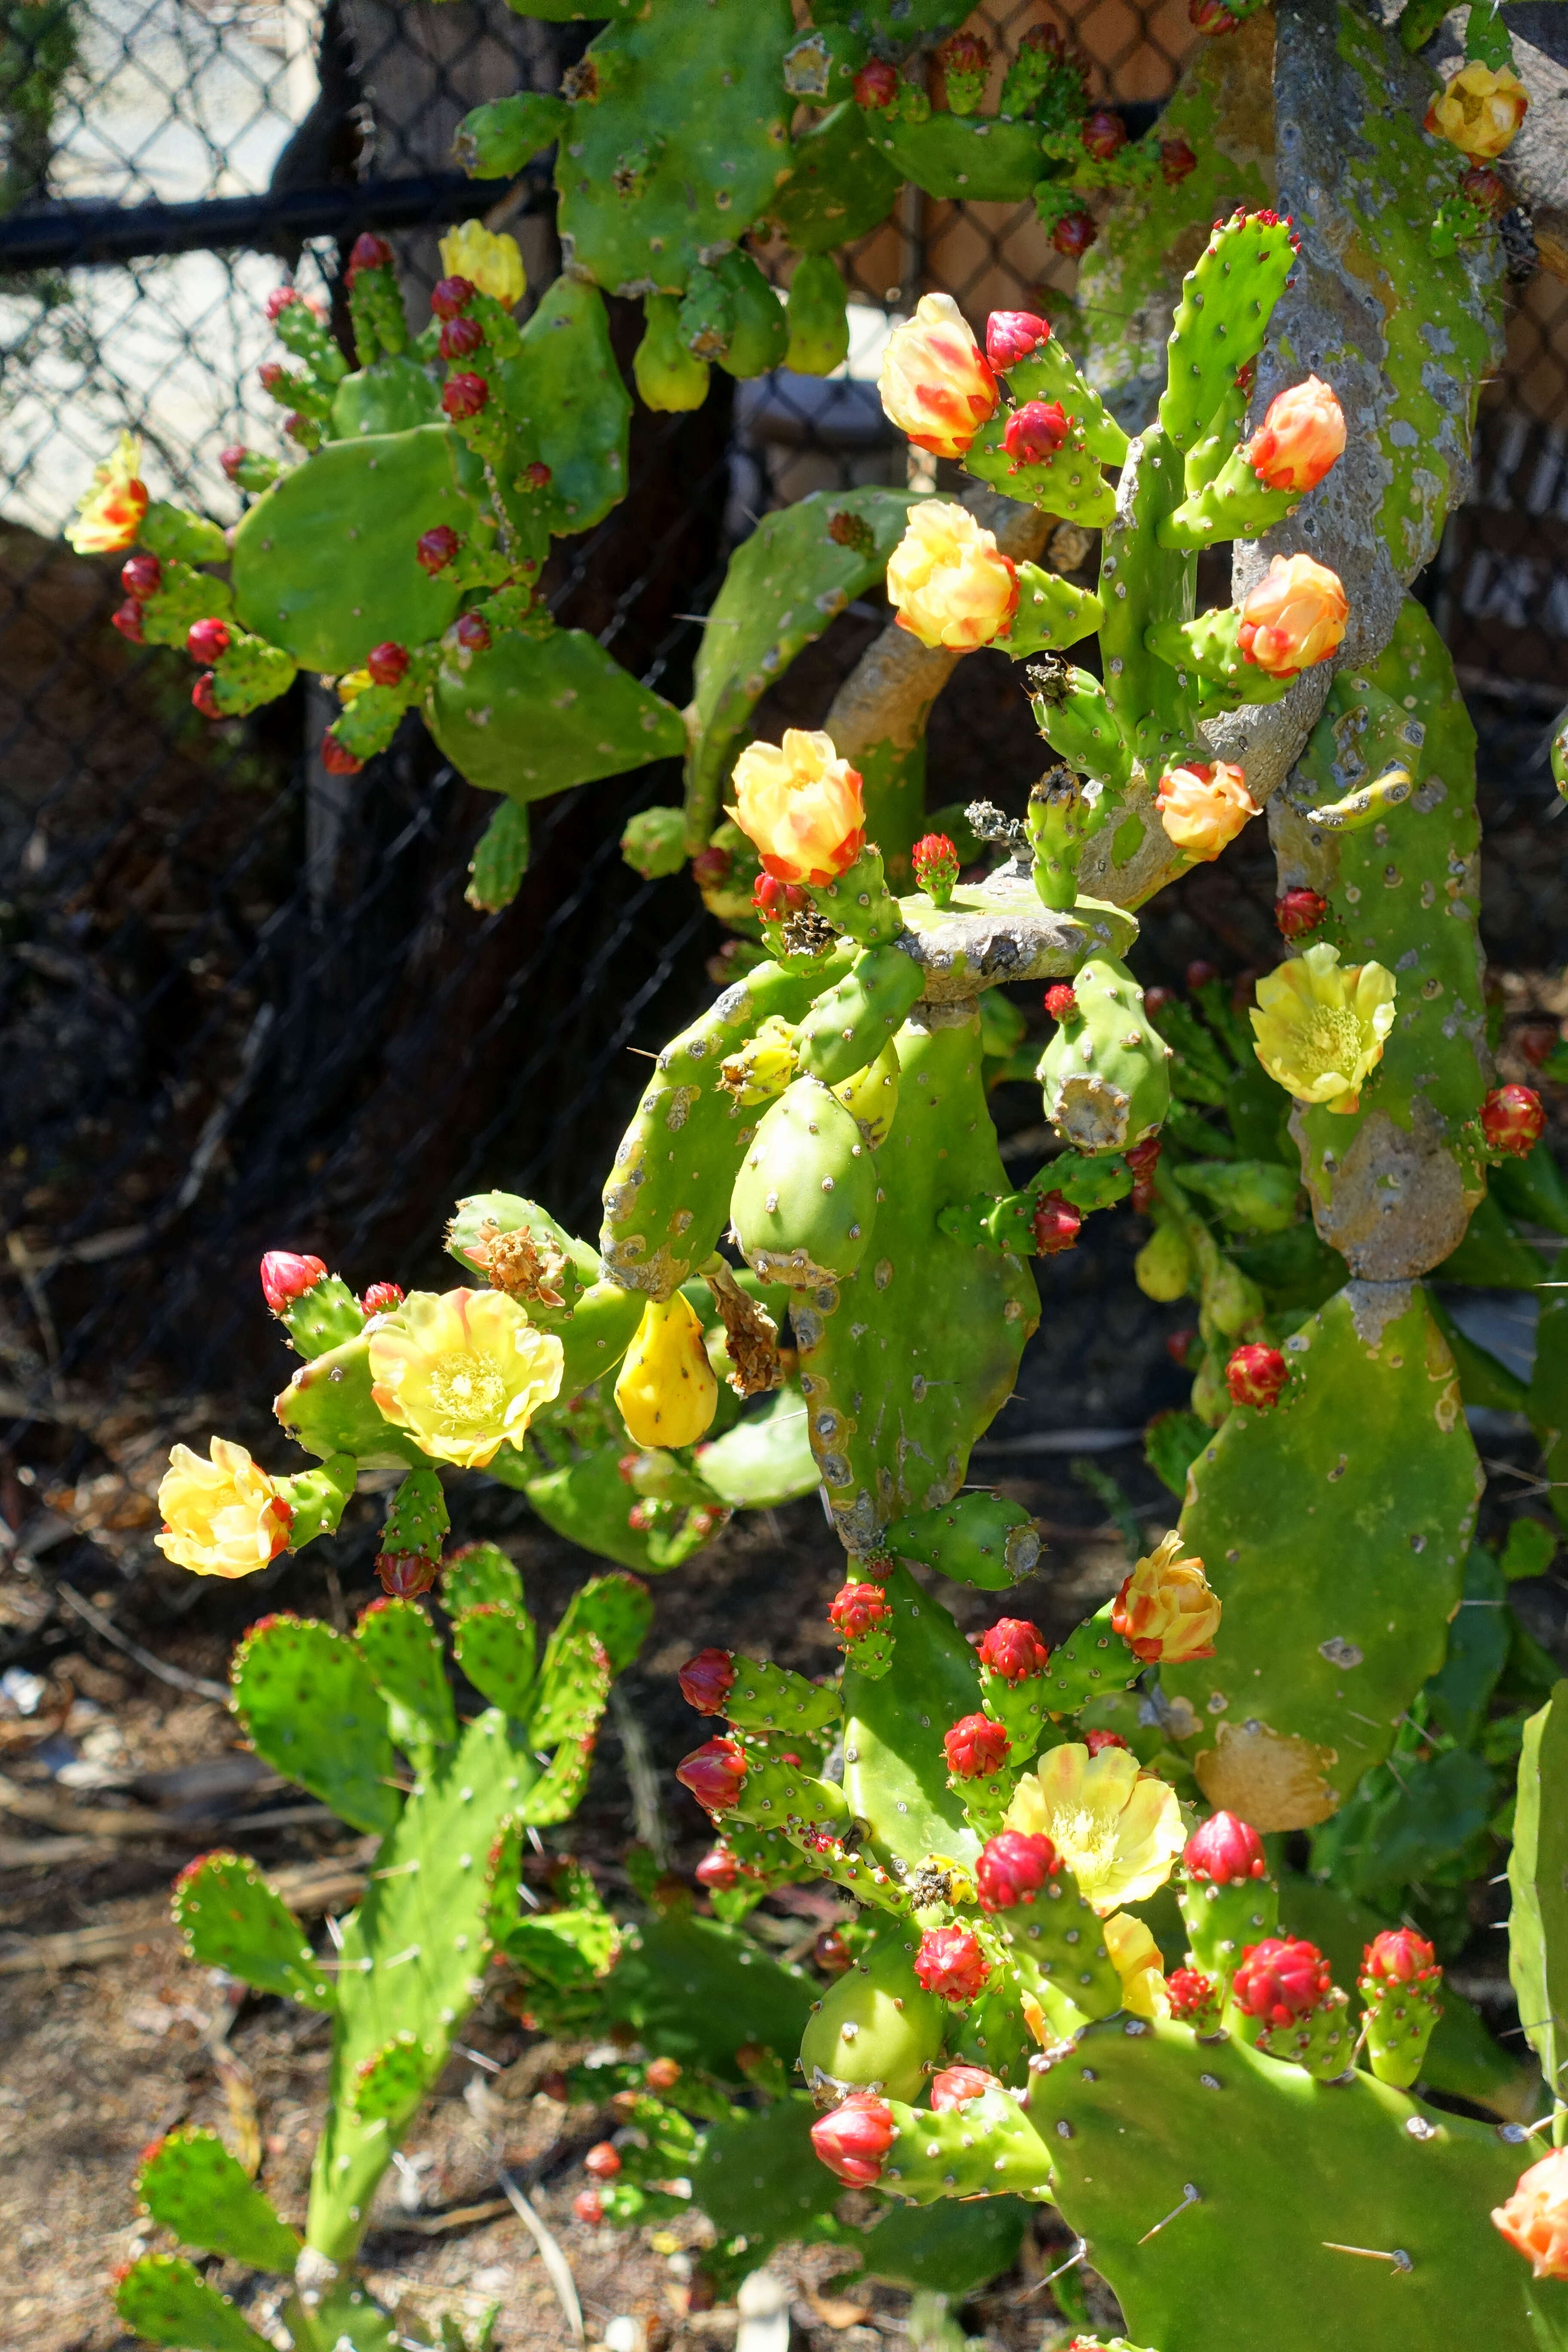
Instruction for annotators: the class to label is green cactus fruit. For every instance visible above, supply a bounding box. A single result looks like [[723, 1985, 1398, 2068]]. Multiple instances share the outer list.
[[114, 2254, 274, 2352], [622, 803, 689, 880], [1359, 1950, 1443, 2090], [230, 425, 469, 671], [1027, 662, 1134, 793], [768, 99, 902, 255], [136, 2128, 301, 2270], [1134, 1219, 1192, 1302], [1237, 1981, 1355, 2080], [553, 0, 795, 294], [796, 943, 927, 1088], [378, 1464, 448, 1572], [602, 943, 855, 1297], [1176, 1870, 1278, 1988], [274, 1454, 357, 1549], [428, 622, 685, 805], [529, 1622, 612, 1755], [493, 277, 631, 536], [799, 1924, 947, 2101], [454, 90, 570, 178], [874, 2081, 1054, 2205], [887, 1491, 1043, 1591], [695, 1382, 821, 1508], [1001, 564, 1105, 665], [141, 501, 230, 566], [172, 1850, 334, 2010], [730, 1074, 879, 1288], [451, 1602, 537, 1719], [444, 1191, 599, 1311], [355, 1596, 457, 1757], [1173, 1158, 1302, 1235], [784, 251, 851, 375], [1158, 208, 1298, 453], [1037, 957, 1172, 1152], [466, 796, 530, 911], [831, 1035, 901, 1148], [440, 1540, 523, 1616], [633, 294, 711, 411], [1163, 1284, 1481, 1818], [231, 1614, 402, 1836], [707, 250, 789, 379]]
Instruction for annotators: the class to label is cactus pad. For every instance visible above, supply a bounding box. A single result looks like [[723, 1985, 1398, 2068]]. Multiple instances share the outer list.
[[440, 1541, 523, 1616], [136, 2128, 300, 2271], [428, 624, 685, 805], [355, 1597, 457, 1755], [114, 2256, 274, 2352], [231, 1615, 402, 1837], [453, 1602, 539, 1718], [172, 1850, 334, 2010]]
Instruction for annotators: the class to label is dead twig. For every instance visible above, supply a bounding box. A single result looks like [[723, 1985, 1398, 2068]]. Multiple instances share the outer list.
[[0, 1855, 369, 1973], [55, 1581, 229, 1703]]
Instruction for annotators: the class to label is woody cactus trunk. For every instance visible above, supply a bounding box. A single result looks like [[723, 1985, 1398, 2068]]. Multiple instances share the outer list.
[[92, 0, 1568, 2347]]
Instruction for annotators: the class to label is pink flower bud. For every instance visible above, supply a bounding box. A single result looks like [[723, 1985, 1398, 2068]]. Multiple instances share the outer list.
[[191, 674, 221, 719], [1231, 1936, 1331, 2026], [676, 1734, 747, 1815], [260, 1251, 328, 1313], [985, 310, 1049, 370], [1161, 136, 1198, 184], [439, 314, 484, 361], [930, 2064, 1000, 2112], [376, 1550, 437, 1599], [1003, 399, 1072, 468], [1360, 1927, 1439, 1987], [1237, 553, 1348, 678], [583, 2141, 621, 2180], [366, 641, 410, 687], [1275, 885, 1328, 938], [454, 611, 491, 652], [975, 1829, 1059, 1911], [944, 1712, 1011, 1780], [1043, 983, 1078, 1021], [914, 1924, 990, 2003], [810, 2092, 895, 2186], [1483, 1084, 1546, 1158], [1183, 1809, 1267, 1884], [1244, 376, 1345, 495], [828, 1581, 894, 1644], [218, 445, 249, 483], [678, 1649, 736, 1715], [416, 525, 460, 575], [121, 553, 161, 600], [977, 1617, 1049, 1682], [264, 285, 300, 321], [359, 1281, 403, 1317], [1226, 1342, 1288, 1409], [431, 275, 474, 319], [853, 58, 900, 108], [111, 599, 146, 645], [572, 2187, 604, 2225], [1083, 1728, 1129, 1755], [348, 231, 394, 276], [257, 361, 283, 392], [186, 617, 231, 666], [442, 371, 490, 421], [1052, 211, 1097, 260], [524, 459, 552, 489], [694, 1844, 739, 1890], [1032, 1190, 1081, 1257], [1080, 109, 1127, 162], [321, 729, 364, 777]]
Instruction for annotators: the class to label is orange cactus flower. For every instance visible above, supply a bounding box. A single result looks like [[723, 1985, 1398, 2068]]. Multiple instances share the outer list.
[[1245, 376, 1346, 494], [1237, 553, 1348, 679], [726, 728, 866, 885], [877, 293, 999, 460]]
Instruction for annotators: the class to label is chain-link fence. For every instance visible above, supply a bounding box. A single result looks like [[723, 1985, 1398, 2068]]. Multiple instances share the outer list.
[[0, 0, 1564, 1504]]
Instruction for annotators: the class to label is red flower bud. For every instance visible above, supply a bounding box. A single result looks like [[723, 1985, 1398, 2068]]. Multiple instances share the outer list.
[[678, 1649, 735, 1716], [264, 285, 300, 322], [121, 553, 161, 600], [1043, 983, 1078, 1022], [1482, 1083, 1546, 1158], [376, 1550, 437, 1599], [454, 611, 491, 653], [1083, 1728, 1129, 1755], [1004, 398, 1072, 467], [359, 1281, 404, 1317], [366, 640, 410, 687], [1518, 1025, 1560, 1069], [439, 314, 484, 361], [975, 1828, 1059, 1911], [1190, 0, 1240, 29], [811, 2092, 894, 2186], [1231, 1936, 1331, 2027], [1275, 885, 1328, 938], [1166, 1326, 1197, 1368], [191, 673, 221, 719], [691, 845, 732, 889], [977, 1616, 1050, 1682], [349, 231, 394, 276], [1185, 959, 1220, 992], [829, 1580, 894, 1644], [1361, 1927, 1439, 1986], [1225, 1343, 1288, 1411], [583, 2141, 622, 2180], [431, 274, 475, 320], [524, 459, 553, 488], [944, 1712, 1011, 1780], [186, 617, 230, 666], [321, 729, 364, 777], [1032, 1190, 1081, 1256], [752, 872, 808, 921], [284, 412, 315, 447], [930, 2064, 1000, 2112], [260, 1250, 328, 1312], [694, 1844, 739, 1891], [914, 1924, 990, 2003], [1166, 1966, 1219, 2022], [1052, 210, 1097, 260], [646, 2056, 681, 2092], [676, 1734, 747, 1815], [814, 1926, 853, 1974], [1160, 136, 1198, 184], [985, 310, 1049, 370], [1461, 165, 1510, 216], [1183, 1809, 1267, 1885], [257, 360, 283, 392], [853, 58, 900, 109], [442, 371, 490, 421], [1081, 109, 1127, 162], [218, 444, 249, 483], [912, 832, 960, 897], [1020, 21, 1066, 56], [572, 2187, 604, 2225], [1125, 1135, 1161, 1176], [416, 525, 461, 575], [111, 599, 146, 644]]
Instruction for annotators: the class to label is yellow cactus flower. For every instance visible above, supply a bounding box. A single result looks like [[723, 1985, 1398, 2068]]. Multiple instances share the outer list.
[[1004, 1741, 1185, 1916], [1426, 62, 1528, 160], [1112, 1530, 1222, 1664], [615, 1290, 719, 1449], [65, 430, 148, 555], [885, 499, 1019, 652], [878, 291, 998, 459], [438, 221, 526, 309], [156, 1436, 293, 1578], [726, 728, 865, 886], [368, 1286, 563, 1468], [1250, 940, 1397, 1114], [1102, 1911, 1171, 2019]]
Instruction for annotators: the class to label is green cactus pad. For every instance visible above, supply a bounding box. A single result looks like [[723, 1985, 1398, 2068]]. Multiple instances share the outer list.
[[964, 414, 1118, 532], [887, 1490, 1043, 1591], [690, 2097, 839, 2246], [352, 2029, 438, 2125], [1508, 1681, 1568, 2122], [231, 1615, 402, 1837], [1163, 1283, 1481, 1817], [549, 1569, 654, 1677], [519, 1438, 709, 1574], [683, 488, 919, 849], [770, 103, 900, 254], [499, 1902, 620, 1992], [842, 1565, 986, 1871], [230, 425, 470, 672], [466, 796, 531, 911], [493, 277, 631, 536], [603, 1911, 815, 2082], [1158, 208, 1297, 453], [731, 1075, 880, 1289], [273, 1332, 426, 1471], [379, 1464, 448, 1566], [870, 111, 1047, 204], [440, 1541, 524, 1616], [428, 623, 685, 805], [353, 1597, 456, 1756], [136, 2128, 301, 2270], [453, 1602, 539, 1718], [455, 89, 570, 178], [172, 1850, 334, 2010], [113, 2255, 274, 2352], [329, 355, 443, 440], [723, 1655, 841, 1739], [858, 2193, 1029, 2294], [141, 501, 230, 566]]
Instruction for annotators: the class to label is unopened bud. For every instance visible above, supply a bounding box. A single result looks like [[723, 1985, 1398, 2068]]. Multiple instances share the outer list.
[[691, 844, 732, 889], [187, 617, 230, 666], [1004, 398, 1072, 467], [645, 2056, 681, 2092], [260, 1251, 328, 1312], [1167, 1965, 1221, 2026], [1160, 136, 1197, 184], [675, 1734, 747, 1814], [1482, 1083, 1546, 1158], [321, 729, 364, 777], [694, 1844, 739, 1890], [1032, 1189, 1081, 1256], [442, 371, 490, 421], [439, 314, 484, 361], [1226, 1342, 1287, 1409], [1080, 109, 1127, 162], [814, 1926, 853, 1974], [930, 2064, 1000, 2111], [111, 599, 146, 644], [677, 1648, 735, 1715], [431, 275, 475, 319], [1052, 210, 1097, 260], [828, 1580, 894, 1645], [1190, 0, 1240, 30], [977, 1616, 1049, 1681], [582, 2141, 622, 2180], [454, 611, 491, 652], [348, 231, 394, 276], [1183, 1808, 1267, 1884], [912, 831, 960, 907], [572, 2188, 603, 2225], [218, 445, 249, 483], [810, 2092, 894, 2186], [943, 1711, 1011, 1779], [1361, 1926, 1439, 1987], [1043, 983, 1078, 1021], [985, 309, 1049, 370], [975, 1828, 1058, 1910], [359, 1281, 404, 1317], [264, 285, 300, 321], [852, 58, 900, 108], [191, 673, 221, 719], [1231, 1935, 1330, 2025], [375, 1550, 437, 1599], [524, 459, 552, 489], [914, 1924, 990, 2003], [366, 641, 410, 687], [1275, 885, 1328, 938], [416, 525, 461, 575], [121, 553, 161, 601], [1083, 1728, 1129, 1755]]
